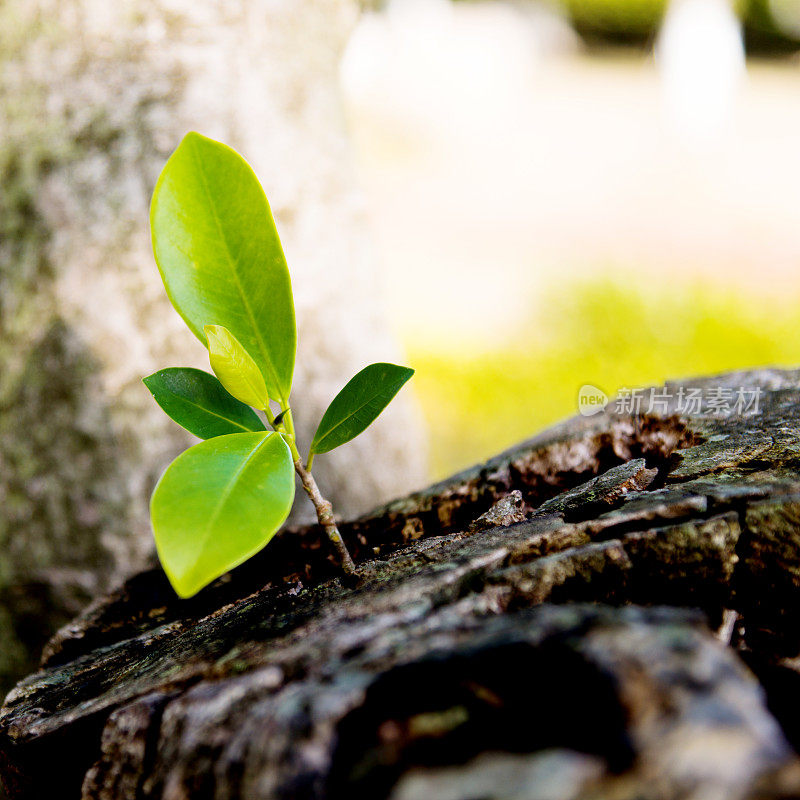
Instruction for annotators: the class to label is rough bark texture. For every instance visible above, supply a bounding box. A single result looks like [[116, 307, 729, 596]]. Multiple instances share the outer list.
[[0, 0, 426, 694], [5, 368, 800, 799]]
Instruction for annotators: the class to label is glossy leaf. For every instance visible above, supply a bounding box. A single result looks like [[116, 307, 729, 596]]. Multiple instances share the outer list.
[[310, 363, 414, 456], [151, 432, 295, 598], [143, 367, 266, 439], [150, 131, 296, 402], [205, 324, 269, 410]]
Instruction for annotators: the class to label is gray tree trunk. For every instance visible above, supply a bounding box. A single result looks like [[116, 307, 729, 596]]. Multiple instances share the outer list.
[[0, 0, 426, 693], [3, 368, 800, 799]]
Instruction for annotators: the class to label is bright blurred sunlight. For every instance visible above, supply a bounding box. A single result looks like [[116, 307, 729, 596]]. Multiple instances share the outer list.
[[341, 0, 800, 478]]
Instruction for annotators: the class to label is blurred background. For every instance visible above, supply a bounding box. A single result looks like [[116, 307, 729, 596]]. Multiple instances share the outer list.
[[2, 0, 800, 695], [342, 0, 800, 477]]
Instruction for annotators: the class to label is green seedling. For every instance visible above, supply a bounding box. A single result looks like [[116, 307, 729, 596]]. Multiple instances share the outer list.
[[143, 132, 413, 598]]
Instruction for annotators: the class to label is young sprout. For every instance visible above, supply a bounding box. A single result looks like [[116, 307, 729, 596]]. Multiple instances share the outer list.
[[143, 132, 413, 598]]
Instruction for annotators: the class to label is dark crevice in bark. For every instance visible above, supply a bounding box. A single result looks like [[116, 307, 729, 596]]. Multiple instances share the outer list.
[[0, 710, 107, 800], [342, 415, 700, 561], [80, 690, 177, 800], [327, 641, 634, 799]]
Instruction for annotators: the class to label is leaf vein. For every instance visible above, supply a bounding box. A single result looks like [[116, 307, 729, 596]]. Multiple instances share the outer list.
[[166, 391, 259, 433], [196, 434, 274, 566], [189, 141, 282, 399], [315, 381, 406, 450]]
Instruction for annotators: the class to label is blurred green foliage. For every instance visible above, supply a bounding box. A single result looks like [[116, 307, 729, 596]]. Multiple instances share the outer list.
[[409, 275, 800, 478], [453, 0, 800, 53], [556, 0, 668, 45], [742, 0, 800, 54], [543, 0, 800, 53]]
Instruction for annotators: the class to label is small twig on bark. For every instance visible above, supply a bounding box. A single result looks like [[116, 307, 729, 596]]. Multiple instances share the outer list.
[[293, 459, 357, 577]]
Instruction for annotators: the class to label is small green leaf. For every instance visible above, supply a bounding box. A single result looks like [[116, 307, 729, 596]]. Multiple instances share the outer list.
[[310, 363, 414, 456], [205, 324, 269, 410], [150, 131, 296, 401], [143, 367, 266, 439], [151, 432, 295, 598]]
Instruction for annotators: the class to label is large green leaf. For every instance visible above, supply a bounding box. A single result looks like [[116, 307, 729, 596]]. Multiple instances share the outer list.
[[150, 131, 296, 402], [151, 432, 295, 598], [205, 324, 269, 410], [310, 363, 414, 456], [143, 368, 266, 440]]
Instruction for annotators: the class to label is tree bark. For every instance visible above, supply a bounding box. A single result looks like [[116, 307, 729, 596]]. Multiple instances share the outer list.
[[5, 368, 800, 799]]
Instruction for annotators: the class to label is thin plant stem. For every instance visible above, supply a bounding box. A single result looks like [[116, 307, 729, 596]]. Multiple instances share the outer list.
[[293, 457, 357, 577], [281, 403, 296, 438]]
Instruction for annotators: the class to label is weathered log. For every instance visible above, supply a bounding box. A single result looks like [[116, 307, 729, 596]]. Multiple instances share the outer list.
[[5, 368, 800, 799]]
